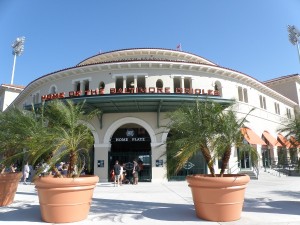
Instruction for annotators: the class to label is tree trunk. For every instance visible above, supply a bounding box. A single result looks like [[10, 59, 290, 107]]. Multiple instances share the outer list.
[[201, 145, 215, 177], [220, 146, 231, 176], [68, 150, 77, 177]]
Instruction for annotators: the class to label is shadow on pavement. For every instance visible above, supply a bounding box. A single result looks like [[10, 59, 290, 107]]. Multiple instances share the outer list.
[[0, 203, 41, 222], [90, 198, 199, 222], [244, 198, 300, 215], [270, 190, 300, 198]]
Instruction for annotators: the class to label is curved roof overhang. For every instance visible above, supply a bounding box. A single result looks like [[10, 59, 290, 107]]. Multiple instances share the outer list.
[[71, 94, 232, 113], [13, 59, 297, 108], [76, 48, 216, 66], [27, 94, 233, 128]]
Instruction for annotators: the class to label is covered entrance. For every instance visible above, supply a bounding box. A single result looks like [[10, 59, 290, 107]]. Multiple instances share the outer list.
[[238, 148, 251, 169], [109, 125, 151, 182]]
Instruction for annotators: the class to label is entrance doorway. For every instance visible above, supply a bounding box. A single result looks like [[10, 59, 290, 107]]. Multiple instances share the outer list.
[[262, 148, 271, 168], [109, 125, 151, 182], [238, 147, 252, 169]]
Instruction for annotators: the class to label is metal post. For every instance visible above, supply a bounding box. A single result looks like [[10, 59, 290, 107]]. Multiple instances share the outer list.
[[296, 41, 300, 64], [10, 54, 17, 85]]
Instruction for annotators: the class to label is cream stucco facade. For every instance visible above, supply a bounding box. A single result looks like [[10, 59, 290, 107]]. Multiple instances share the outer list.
[[7, 48, 300, 182]]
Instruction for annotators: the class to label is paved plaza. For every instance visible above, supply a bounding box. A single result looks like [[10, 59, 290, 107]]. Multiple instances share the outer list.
[[0, 170, 300, 225]]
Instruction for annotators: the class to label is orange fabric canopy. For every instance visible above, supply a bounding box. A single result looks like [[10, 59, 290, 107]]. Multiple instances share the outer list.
[[290, 136, 300, 148], [241, 128, 266, 145], [262, 131, 282, 147], [277, 134, 293, 149]]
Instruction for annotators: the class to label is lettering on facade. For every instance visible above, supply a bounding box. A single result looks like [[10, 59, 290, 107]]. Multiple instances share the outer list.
[[112, 137, 146, 142], [41, 87, 220, 101]]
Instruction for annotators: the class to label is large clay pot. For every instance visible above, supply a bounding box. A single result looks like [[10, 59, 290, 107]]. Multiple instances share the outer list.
[[35, 175, 99, 223], [0, 172, 22, 206], [186, 174, 250, 222]]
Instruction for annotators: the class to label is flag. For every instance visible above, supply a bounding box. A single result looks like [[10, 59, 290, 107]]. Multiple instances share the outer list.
[[176, 43, 182, 51]]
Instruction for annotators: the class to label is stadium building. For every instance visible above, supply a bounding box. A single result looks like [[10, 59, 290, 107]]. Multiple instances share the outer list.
[[3, 48, 300, 181]]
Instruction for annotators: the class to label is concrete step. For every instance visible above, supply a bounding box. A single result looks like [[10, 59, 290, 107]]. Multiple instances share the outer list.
[[239, 170, 258, 179]]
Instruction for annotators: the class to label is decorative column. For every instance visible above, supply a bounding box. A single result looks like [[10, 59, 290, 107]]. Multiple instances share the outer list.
[[80, 81, 85, 95], [94, 144, 110, 182], [181, 76, 185, 89], [134, 75, 137, 88], [123, 76, 127, 90], [145, 75, 148, 89], [190, 77, 195, 89]]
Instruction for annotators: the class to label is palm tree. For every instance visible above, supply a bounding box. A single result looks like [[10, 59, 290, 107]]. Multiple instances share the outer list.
[[0, 100, 99, 178], [27, 99, 99, 178], [277, 113, 300, 143], [277, 113, 300, 167], [0, 107, 40, 173], [167, 100, 253, 177]]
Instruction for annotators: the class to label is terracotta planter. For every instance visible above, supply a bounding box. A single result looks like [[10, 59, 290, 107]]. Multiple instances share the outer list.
[[0, 172, 22, 206], [35, 175, 99, 223], [186, 174, 250, 222]]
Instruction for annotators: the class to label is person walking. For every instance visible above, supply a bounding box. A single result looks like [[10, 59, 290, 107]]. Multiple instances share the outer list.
[[23, 162, 30, 185], [113, 160, 121, 187]]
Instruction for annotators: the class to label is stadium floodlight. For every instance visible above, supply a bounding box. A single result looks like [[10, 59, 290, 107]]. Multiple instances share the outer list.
[[10, 36, 25, 85], [287, 25, 300, 63]]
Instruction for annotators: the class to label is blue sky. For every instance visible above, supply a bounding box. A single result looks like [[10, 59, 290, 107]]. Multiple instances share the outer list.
[[1, 0, 300, 86]]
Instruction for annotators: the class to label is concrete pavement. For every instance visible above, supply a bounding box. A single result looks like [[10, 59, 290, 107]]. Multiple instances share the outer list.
[[0, 170, 300, 225]]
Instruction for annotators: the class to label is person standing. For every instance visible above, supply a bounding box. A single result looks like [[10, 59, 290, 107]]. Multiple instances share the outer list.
[[113, 160, 121, 187], [132, 160, 139, 185], [23, 162, 30, 185], [119, 163, 124, 185]]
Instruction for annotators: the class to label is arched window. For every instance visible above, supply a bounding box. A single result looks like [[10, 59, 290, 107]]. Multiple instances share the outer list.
[[214, 81, 222, 96], [35, 93, 40, 103], [173, 77, 180, 91], [156, 79, 163, 88], [50, 85, 57, 94], [84, 80, 89, 91], [99, 81, 105, 89], [184, 78, 191, 89]]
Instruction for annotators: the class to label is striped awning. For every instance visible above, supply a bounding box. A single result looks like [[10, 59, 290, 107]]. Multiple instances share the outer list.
[[277, 134, 293, 149], [241, 128, 266, 145], [262, 131, 282, 147]]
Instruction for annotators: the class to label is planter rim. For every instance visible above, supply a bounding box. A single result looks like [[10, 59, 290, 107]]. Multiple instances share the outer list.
[[34, 175, 99, 188], [186, 174, 250, 188]]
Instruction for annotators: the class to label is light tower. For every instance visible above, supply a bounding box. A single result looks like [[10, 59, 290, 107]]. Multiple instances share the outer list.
[[10, 36, 25, 85], [287, 25, 300, 63]]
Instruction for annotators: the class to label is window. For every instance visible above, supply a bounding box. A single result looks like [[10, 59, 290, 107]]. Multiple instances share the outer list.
[[50, 86, 57, 94], [35, 93, 39, 103], [173, 77, 181, 91], [214, 81, 222, 96], [74, 81, 80, 91], [286, 108, 292, 119], [237, 86, 248, 103], [32, 93, 40, 104], [243, 88, 248, 103], [115, 77, 123, 90], [99, 81, 105, 89], [126, 77, 134, 88], [156, 79, 163, 88], [84, 80, 89, 91], [184, 78, 191, 89], [259, 95, 267, 109], [274, 102, 280, 115], [238, 87, 243, 101]]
